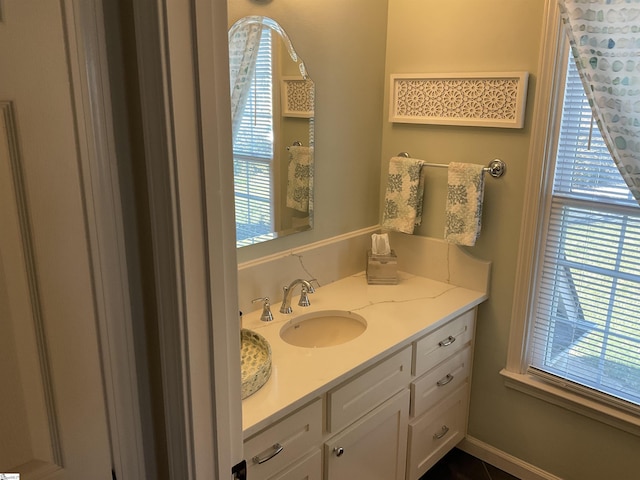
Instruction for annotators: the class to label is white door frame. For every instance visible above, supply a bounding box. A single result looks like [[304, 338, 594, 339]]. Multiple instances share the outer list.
[[64, 0, 151, 478], [132, 0, 243, 478]]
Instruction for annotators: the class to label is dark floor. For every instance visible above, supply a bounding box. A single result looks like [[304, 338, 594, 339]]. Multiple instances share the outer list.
[[419, 448, 519, 480]]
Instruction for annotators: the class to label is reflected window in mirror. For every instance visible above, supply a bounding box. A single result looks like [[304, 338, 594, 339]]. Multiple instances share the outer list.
[[229, 16, 315, 249], [233, 28, 275, 246]]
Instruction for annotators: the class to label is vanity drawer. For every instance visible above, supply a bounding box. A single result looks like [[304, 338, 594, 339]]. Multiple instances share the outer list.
[[407, 385, 469, 480], [413, 309, 475, 377], [327, 346, 412, 433], [411, 346, 472, 418], [267, 449, 322, 480], [244, 399, 322, 480]]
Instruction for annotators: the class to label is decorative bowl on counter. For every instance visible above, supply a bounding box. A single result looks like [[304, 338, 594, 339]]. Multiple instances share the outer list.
[[241, 328, 272, 399]]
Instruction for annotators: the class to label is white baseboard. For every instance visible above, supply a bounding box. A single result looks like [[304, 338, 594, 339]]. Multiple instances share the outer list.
[[458, 436, 563, 480]]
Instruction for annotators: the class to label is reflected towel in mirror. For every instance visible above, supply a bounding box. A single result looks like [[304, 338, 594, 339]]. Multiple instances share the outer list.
[[286, 145, 312, 212], [381, 156, 426, 234], [444, 162, 485, 246]]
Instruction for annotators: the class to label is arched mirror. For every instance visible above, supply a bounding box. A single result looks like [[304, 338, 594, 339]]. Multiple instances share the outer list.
[[229, 16, 315, 248]]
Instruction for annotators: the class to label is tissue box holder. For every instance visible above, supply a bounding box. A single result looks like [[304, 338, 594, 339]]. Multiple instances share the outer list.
[[366, 250, 398, 285]]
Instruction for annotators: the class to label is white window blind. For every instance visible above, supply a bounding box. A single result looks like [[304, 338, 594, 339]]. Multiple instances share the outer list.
[[234, 29, 275, 246], [529, 55, 640, 410]]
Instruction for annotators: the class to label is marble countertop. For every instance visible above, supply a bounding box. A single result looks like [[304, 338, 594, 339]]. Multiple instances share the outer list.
[[241, 270, 488, 438]]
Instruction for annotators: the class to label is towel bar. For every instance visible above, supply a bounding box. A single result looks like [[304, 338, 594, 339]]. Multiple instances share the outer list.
[[397, 152, 506, 178], [286, 141, 303, 150]]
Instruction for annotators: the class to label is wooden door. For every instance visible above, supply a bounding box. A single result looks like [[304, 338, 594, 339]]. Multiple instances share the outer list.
[[0, 1, 113, 478]]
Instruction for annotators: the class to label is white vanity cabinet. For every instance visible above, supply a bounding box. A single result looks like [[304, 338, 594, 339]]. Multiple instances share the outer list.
[[406, 309, 476, 479], [242, 308, 477, 480]]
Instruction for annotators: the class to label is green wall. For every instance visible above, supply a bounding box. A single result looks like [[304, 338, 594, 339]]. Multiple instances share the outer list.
[[229, 0, 640, 477], [229, 0, 389, 263], [382, 1, 640, 479]]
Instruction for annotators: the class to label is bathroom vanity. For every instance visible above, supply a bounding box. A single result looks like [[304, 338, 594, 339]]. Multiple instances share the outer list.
[[240, 266, 487, 480]]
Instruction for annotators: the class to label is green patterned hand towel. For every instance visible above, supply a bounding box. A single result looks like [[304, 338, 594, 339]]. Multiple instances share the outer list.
[[381, 156, 426, 234], [286, 145, 313, 212], [445, 162, 485, 246]]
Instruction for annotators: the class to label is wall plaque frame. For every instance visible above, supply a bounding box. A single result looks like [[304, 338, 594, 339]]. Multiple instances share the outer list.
[[281, 76, 314, 118], [389, 72, 529, 128]]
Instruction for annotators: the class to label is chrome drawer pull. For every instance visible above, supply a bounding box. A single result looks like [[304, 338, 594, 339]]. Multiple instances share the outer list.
[[438, 335, 456, 347], [333, 446, 345, 457], [436, 373, 454, 387], [433, 425, 450, 440], [252, 443, 284, 464]]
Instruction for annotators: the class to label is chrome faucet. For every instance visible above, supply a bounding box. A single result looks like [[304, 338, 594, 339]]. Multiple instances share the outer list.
[[279, 279, 315, 314]]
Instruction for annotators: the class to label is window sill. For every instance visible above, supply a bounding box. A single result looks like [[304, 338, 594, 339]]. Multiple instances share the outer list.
[[500, 369, 640, 437]]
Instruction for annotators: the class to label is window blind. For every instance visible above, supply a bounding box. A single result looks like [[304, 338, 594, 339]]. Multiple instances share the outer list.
[[233, 29, 275, 245], [529, 56, 640, 410]]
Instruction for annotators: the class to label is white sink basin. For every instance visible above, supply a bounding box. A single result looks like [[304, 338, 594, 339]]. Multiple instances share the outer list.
[[280, 310, 367, 348]]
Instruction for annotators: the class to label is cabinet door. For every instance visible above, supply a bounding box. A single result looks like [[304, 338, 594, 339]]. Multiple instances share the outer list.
[[324, 389, 409, 480]]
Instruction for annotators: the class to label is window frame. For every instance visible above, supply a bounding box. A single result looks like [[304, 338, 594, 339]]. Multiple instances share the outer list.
[[501, 0, 640, 436]]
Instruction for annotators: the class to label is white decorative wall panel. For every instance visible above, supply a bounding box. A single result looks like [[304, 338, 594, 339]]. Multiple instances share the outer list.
[[281, 76, 314, 118], [390, 72, 529, 128]]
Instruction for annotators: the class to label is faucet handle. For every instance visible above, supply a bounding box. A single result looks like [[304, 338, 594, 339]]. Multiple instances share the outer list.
[[298, 286, 311, 307], [252, 297, 274, 322], [306, 278, 319, 293]]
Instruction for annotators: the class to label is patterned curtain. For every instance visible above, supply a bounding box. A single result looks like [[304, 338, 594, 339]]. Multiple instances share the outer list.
[[559, 0, 640, 204], [228, 20, 264, 141]]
